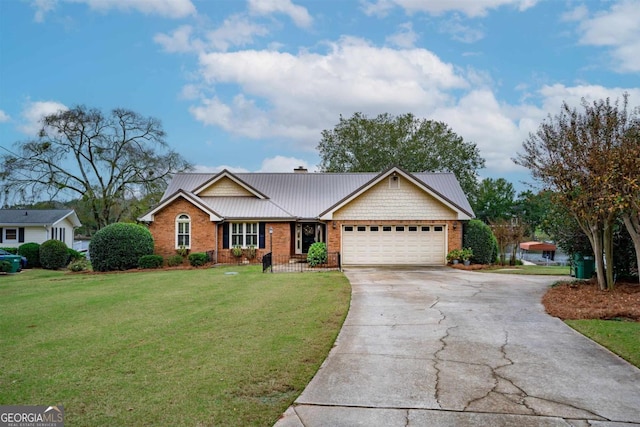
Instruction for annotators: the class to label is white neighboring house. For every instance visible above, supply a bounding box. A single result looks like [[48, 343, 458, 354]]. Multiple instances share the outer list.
[[0, 209, 81, 248]]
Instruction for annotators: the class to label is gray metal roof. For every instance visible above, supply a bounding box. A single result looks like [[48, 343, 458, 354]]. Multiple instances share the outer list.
[[161, 170, 474, 219], [0, 209, 79, 226]]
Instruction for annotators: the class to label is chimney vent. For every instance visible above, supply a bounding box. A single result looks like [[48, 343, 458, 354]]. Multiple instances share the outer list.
[[293, 166, 308, 173]]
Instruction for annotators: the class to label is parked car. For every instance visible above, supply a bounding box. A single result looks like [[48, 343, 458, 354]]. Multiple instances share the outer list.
[[0, 249, 28, 270]]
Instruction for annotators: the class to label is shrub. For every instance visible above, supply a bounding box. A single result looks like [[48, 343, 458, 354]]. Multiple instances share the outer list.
[[139, 254, 164, 269], [461, 248, 474, 262], [188, 252, 208, 267], [307, 242, 328, 267], [18, 242, 40, 268], [0, 260, 12, 273], [67, 248, 84, 262], [40, 239, 70, 270], [0, 247, 18, 254], [463, 220, 497, 265], [231, 245, 243, 257], [245, 245, 257, 259], [89, 222, 154, 272], [68, 258, 91, 272], [446, 249, 462, 263], [167, 255, 184, 267]]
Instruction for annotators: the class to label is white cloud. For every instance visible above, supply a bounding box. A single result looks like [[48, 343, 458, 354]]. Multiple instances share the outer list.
[[561, 5, 588, 22], [363, 0, 538, 18], [248, 0, 313, 29], [574, 0, 640, 73], [361, 0, 395, 17], [258, 155, 315, 172], [538, 84, 640, 112], [192, 156, 315, 173], [0, 110, 10, 123], [439, 15, 485, 43], [31, 0, 196, 22], [19, 100, 68, 136], [155, 16, 269, 54], [206, 14, 270, 51], [192, 164, 250, 173], [190, 37, 468, 144], [31, 0, 56, 22], [386, 22, 418, 48], [154, 25, 203, 54]]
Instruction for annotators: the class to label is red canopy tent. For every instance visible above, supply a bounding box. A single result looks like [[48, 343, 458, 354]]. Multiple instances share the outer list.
[[519, 241, 557, 252]]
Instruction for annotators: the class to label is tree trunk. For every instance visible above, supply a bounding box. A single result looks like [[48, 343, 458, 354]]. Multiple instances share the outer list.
[[603, 219, 615, 290], [622, 211, 640, 283], [581, 221, 607, 291]]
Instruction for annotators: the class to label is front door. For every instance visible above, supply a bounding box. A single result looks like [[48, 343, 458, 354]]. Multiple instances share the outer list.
[[296, 223, 325, 254], [301, 223, 317, 254]]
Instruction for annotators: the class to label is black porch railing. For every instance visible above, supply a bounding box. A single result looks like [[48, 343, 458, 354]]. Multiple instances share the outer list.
[[261, 252, 341, 273]]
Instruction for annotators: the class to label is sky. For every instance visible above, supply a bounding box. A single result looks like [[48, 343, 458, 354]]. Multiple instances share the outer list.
[[1, 0, 639, 194]]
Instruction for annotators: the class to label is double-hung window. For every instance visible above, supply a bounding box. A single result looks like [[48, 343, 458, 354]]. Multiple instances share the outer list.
[[4, 228, 17, 243], [231, 223, 258, 247], [176, 214, 191, 248]]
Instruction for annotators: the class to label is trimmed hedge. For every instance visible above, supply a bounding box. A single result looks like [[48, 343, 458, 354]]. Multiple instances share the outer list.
[[139, 255, 164, 269], [307, 242, 328, 267], [188, 252, 208, 267], [40, 240, 70, 270], [463, 220, 498, 265], [90, 223, 154, 272], [18, 242, 40, 268]]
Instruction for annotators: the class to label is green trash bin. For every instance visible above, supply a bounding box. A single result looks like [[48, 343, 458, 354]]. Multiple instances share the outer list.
[[0, 255, 22, 273], [573, 253, 594, 279], [572, 253, 583, 278], [582, 256, 595, 279]]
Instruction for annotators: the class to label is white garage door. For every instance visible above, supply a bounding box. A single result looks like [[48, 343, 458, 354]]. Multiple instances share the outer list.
[[341, 225, 446, 265]]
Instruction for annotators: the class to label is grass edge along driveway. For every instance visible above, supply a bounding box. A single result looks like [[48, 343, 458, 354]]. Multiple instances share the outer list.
[[0, 266, 351, 426], [485, 264, 640, 369]]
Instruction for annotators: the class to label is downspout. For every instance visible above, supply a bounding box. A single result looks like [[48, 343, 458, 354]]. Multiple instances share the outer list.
[[215, 221, 219, 264]]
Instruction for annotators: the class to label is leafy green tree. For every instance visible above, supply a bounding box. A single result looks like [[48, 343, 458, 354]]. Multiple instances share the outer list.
[[317, 112, 485, 196], [516, 95, 638, 290], [0, 105, 192, 230], [513, 190, 551, 240], [470, 178, 515, 223]]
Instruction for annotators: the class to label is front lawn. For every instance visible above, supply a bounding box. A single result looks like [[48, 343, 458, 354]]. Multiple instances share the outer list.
[[0, 267, 351, 426], [566, 319, 640, 368], [488, 265, 570, 275]]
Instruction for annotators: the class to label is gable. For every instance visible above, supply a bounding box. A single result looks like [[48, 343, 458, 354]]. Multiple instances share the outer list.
[[197, 176, 255, 197], [333, 175, 457, 220]]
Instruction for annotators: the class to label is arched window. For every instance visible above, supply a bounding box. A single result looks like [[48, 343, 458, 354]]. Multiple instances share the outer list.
[[176, 214, 191, 248]]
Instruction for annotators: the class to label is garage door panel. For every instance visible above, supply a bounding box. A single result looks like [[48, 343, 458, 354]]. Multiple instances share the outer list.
[[342, 225, 445, 265]]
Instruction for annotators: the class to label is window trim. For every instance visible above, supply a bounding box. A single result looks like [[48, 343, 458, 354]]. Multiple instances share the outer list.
[[230, 222, 259, 248], [4, 228, 17, 242], [176, 214, 191, 249]]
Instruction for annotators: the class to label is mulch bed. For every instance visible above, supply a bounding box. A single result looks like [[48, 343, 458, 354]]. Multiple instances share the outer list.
[[542, 280, 640, 321]]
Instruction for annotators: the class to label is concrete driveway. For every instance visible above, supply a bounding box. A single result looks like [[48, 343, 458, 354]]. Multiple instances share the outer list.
[[275, 267, 640, 426]]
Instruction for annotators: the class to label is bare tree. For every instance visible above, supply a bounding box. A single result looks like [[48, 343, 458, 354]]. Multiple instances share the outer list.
[[0, 106, 192, 231]]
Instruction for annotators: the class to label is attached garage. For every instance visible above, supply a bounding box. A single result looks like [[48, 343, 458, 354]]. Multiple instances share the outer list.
[[341, 224, 446, 265]]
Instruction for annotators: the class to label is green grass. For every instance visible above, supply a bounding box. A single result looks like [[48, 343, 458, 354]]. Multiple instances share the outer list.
[[0, 267, 351, 426], [487, 265, 570, 275], [566, 319, 640, 368]]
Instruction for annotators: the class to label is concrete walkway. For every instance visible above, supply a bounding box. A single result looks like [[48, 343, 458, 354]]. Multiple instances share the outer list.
[[274, 267, 640, 426]]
